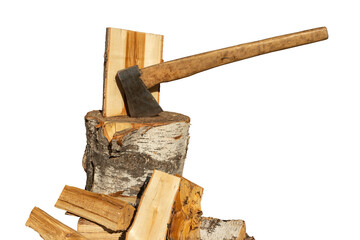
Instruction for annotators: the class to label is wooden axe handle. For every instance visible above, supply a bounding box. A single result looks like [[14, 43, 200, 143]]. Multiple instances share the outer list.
[[140, 27, 328, 89]]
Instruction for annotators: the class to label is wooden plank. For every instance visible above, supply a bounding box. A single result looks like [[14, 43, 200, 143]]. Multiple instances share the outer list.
[[55, 185, 135, 231], [103, 28, 163, 117], [26, 207, 88, 240], [126, 170, 181, 240]]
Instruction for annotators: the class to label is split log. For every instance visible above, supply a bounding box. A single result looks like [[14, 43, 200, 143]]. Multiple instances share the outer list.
[[26, 207, 88, 240], [76, 193, 138, 240], [126, 170, 182, 240], [200, 217, 247, 240], [103, 28, 163, 117], [55, 185, 135, 231], [77, 218, 124, 240], [168, 175, 204, 240], [83, 110, 190, 196], [126, 170, 203, 240]]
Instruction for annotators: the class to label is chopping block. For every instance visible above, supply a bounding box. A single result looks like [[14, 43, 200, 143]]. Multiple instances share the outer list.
[[83, 28, 191, 196]]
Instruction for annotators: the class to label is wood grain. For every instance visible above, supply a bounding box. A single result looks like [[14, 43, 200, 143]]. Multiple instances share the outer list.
[[103, 28, 163, 117], [126, 170, 181, 240], [125, 170, 204, 240], [26, 207, 88, 240], [55, 185, 135, 231], [77, 218, 124, 240], [168, 175, 204, 240], [140, 27, 328, 89]]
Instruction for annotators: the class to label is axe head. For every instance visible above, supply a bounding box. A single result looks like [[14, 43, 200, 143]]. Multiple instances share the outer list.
[[116, 65, 163, 118]]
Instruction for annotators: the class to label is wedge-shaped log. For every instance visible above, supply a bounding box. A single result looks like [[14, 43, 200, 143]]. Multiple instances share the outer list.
[[168, 175, 204, 240], [126, 170, 203, 240], [126, 170, 181, 240], [26, 207, 88, 240], [55, 185, 135, 231]]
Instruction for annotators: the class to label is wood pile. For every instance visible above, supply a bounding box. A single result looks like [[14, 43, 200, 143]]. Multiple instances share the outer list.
[[26, 170, 254, 240], [25, 27, 256, 239]]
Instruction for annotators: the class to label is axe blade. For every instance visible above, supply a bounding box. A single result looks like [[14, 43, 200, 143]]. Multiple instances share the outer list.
[[116, 65, 163, 118]]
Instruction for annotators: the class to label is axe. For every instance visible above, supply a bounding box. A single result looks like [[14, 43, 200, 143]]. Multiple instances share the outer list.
[[116, 27, 328, 117]]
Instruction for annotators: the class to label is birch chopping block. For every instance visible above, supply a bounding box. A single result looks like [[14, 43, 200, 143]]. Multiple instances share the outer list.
[[83, 110, 190, 196]]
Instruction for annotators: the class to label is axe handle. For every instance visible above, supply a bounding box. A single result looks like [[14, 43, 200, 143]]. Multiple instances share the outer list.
[[140, 27, 328, 89]]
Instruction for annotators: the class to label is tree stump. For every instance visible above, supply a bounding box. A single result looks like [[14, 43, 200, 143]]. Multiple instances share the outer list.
[[83, 110, 190, 196]]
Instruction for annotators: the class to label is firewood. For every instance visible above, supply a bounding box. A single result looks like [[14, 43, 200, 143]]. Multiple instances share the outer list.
[[126, 170, 203, 240], [76, 192, 138, 239], [75, 188, 252, 240], [55, 185, 135, 231], [200, 217, 247, 240], [77, 218, 124, 240], [77, 216, 252, 240], [103, 28, 163, 117], [126, 170, 181, 240], [26, 207, 88, 240], [168, 175, 204, 240], [83, 110, 190, 196]]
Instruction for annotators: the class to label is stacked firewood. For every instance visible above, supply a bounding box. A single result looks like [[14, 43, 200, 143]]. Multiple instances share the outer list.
[[26, 170, 254, 240]]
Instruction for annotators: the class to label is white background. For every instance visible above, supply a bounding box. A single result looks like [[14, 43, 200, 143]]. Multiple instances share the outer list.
[[1, 1, 359, 239]]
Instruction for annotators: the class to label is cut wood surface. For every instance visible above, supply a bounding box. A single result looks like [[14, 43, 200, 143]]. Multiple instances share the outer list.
[[200, 217, 247, 240], [77, 218, 124, 240], [55, 185, 135, 231], [103, 28, 163, 117], [168, 175, 204, 240], [26, 207, 88, 240], [83, 110, 190, 196], [126, 170, 181, 240], [126, 170, 204, 240]]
